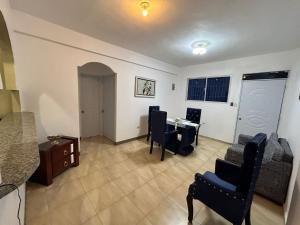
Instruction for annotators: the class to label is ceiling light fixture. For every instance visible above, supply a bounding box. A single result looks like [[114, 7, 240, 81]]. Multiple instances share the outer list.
[[192, 41, 209, 55], [140, 1, 150, 17]]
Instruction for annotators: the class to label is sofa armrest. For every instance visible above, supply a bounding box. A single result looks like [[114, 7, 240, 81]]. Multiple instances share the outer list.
[[238, 134, 253, 145], [215, 159, 241, 186], [255, 160, 293, 203]]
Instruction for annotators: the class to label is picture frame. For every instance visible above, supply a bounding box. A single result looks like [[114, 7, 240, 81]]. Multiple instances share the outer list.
[[134, 76, 156, 98]]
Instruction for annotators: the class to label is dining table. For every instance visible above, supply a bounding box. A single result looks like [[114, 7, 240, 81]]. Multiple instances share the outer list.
[[167, 117, 200, 130]]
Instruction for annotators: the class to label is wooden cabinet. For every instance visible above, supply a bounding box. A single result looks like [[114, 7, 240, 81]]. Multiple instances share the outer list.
[[30, 136, 79, 185]]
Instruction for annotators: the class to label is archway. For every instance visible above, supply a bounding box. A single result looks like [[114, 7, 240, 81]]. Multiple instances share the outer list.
[[78, 62, 116, 142], [0, 10, 20, 119]]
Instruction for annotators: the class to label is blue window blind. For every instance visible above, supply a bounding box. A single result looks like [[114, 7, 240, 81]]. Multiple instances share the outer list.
[[205, 77, 230, 102], [187, 78, 206, 100]]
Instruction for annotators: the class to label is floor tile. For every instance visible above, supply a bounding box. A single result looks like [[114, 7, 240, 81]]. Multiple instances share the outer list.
[[25, 136, 285, 225], [26, 213, 51, 225], [168, 182, 205, 216], [82, 216, 103, 225], [26, 191, 48, 221], [98, 197, 144, 225], [49, 194, 96, 225], [137, 218, 153, 225], [87, 181, 125, 212], [113, 170, 148, 195], [80, 169, 110, 192], [146, 197, 188, 225], [46, 180, 85, 209], [128, 182, 165, 215]]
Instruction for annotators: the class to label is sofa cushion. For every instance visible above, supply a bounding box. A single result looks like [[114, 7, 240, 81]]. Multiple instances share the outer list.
[[279, 138, 293, 163], [229, 144, 244, 153], [262, 133, 280, 162], [269, 133, 278, 142], [270, 139, 284, 161], [263, 139, 275, 162]]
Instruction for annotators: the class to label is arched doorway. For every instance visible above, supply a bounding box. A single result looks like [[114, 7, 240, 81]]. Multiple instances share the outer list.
[[0, 9, 21, 119], [78, 62, 116, 141]]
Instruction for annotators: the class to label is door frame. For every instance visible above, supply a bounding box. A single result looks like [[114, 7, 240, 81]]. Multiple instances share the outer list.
[[233, 73, 288, 143], [77, 68, 117, 141]]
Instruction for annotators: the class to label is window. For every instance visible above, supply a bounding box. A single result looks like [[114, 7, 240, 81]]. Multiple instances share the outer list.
[[206, 77, 230, 102], [187, 78, 206, 101], [187, 76, 230, 102]]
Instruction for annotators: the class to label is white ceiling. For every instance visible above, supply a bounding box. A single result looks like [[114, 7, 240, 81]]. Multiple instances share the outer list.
[[9, 0, 300, 66]]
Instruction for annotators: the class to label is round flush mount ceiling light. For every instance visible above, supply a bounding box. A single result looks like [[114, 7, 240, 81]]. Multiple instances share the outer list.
[[192, 41, 209, 55], [140, 1, 150, 17]]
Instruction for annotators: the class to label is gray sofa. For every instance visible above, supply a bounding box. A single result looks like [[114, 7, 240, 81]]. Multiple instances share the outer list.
[[225, 133, 293, 204]]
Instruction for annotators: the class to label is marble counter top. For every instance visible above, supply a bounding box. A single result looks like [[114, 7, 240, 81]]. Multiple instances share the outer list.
[[0, 112, 39, 198]]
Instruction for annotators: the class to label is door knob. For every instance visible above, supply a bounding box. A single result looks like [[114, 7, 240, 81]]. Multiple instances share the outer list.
[[238, 117, 242, 120], [81, 110, 85, 114]]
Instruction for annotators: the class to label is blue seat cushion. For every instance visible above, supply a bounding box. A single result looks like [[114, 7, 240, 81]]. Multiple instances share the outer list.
[[203, 171, 237, 192]]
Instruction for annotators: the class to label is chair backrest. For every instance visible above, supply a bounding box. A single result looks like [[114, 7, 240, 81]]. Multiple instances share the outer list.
[[186, 108, 201, 124], [148, 106, 160, 124], [180, 125, 196, 147], [151, 111, 167, 143], [237, 133, 267, 198]]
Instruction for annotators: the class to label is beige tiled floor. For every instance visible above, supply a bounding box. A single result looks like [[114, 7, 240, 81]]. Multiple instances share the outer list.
[[26, 136, 285, 225]]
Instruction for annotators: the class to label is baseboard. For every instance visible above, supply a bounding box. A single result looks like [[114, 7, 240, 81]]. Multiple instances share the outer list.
[[199, 135, 231, 145], [115, 135, 147, 145], [115, 134, 229, 145]]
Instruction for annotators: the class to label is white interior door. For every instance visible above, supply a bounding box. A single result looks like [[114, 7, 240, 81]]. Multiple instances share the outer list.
[[103, 75, 116, 141], [234, 79, 286, 142], [79, 75, 103, 138]]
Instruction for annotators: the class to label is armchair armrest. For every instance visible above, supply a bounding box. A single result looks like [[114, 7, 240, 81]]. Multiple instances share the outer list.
[[238, 134, 253, 145], [195, 173, 238, 194], [215, 159, 241, 186], [190, 173, 245, 221]]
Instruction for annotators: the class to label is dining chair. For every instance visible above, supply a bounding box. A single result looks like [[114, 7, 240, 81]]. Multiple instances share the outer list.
[[176, 125, 196, 156], [186, 107, 202, 145], [147, 106, 160, 141], [150, 111, 177, 161], [186, 133, 267, 225]]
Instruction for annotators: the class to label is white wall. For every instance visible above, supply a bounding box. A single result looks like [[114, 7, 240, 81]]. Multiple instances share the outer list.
[[103, 75, 116, 141], [277, 53, 300, 221], [286, 164, 300, 225], [179, 49, 300, 143], [11, 10, 180, 143], [0, 184, 25, 225]]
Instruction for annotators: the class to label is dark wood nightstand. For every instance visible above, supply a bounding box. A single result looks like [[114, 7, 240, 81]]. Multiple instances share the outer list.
[[30, 136, 79, 185]]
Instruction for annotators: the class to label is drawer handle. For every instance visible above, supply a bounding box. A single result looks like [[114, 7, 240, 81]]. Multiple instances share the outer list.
[[64, 161, 68, 167], [64, 150, 68, 156]]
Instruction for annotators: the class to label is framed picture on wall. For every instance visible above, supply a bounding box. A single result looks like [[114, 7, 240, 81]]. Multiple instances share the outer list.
[[135, 76, 156, 98]]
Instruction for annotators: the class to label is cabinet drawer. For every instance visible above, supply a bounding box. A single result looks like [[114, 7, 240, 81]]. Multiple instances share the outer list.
[[52, 157, 71, 177], [52, 145, 71, 162]]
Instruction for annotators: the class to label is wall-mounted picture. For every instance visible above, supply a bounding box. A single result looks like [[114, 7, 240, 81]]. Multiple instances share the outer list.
[[135, 76, 156, 98]]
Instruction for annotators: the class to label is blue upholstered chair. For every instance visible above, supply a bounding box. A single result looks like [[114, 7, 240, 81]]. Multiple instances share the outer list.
[[187, 133, 267, 225], [150, 111, 177, 161], [176, 125, 196, 156], [186, 108, 201, 145], [147, 106, 160, 141]]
